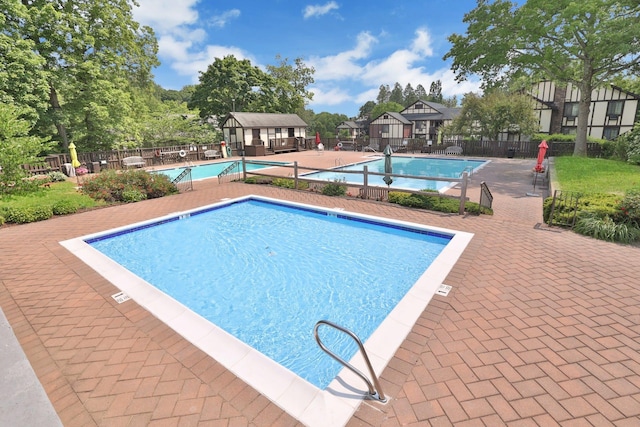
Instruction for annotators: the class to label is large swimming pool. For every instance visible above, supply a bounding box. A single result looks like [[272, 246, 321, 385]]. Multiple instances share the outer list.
[[154, 160, 289, 181], [304, 156, 488, 191], [62, 196, 473, 427]]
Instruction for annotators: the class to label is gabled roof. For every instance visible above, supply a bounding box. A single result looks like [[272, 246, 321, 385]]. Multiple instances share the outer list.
[[371, 111, 412, 124], [402, 107, 461, 121], [336, 120, 365, 130], [221, 112, 308, 128]]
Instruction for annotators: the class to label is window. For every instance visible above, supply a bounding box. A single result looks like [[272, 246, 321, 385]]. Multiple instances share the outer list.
[[561, 126, 577, 135], [275, 127, 282, 134], [603, 126, 620, 140], [563, 102, 579, 118], [607, 100, 624, 118], [414, 103, 423, 110], [382, 124, 389, 133]]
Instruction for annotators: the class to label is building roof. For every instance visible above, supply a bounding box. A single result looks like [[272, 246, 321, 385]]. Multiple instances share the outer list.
[[371, 111, 412, 124], [336, 120, 363, 130], [222, 112, 308, 128], [402, 108, 461, 121]]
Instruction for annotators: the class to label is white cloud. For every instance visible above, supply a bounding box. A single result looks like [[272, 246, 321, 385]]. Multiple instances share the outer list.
[[308, 85, 352, 106], [303, 1, 339, 19], [133, 0, 199, 32], [309, 32, 376, 80], [411, 28, 434, 57], [211, 9, 241, 28]]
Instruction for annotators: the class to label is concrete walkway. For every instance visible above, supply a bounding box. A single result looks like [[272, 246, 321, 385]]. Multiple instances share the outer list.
[[0, 151, 638, 426]]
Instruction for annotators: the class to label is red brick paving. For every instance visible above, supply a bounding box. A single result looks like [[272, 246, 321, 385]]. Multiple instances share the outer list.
[[1, 152, 639, 426]]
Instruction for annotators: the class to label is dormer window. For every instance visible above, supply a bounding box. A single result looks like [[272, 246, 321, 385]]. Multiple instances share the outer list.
[[415, 103, 423, 109]]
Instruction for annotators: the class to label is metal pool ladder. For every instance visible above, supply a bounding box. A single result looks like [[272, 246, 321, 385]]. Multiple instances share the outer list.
[[313, 320, 387, 402]]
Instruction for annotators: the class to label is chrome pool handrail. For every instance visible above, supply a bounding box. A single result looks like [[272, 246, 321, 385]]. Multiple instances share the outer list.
[[313, 320, 387, 402]]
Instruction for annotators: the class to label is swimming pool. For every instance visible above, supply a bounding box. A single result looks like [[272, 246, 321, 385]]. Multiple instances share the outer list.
[[154, 160, 289, 181], [61, 196, 473, 427], [304, 156, 488, 191]]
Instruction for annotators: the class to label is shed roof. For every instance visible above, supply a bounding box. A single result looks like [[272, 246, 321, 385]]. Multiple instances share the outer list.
[[222, 112, 308, 128]]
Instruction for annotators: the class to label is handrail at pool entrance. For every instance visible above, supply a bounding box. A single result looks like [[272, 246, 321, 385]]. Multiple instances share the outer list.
[[171, 167, 193, 192], [313, 320, 387, 403], [217, 160, 241, 183]]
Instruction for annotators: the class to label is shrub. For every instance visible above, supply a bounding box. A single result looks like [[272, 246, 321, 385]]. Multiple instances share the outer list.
[[321, 181, 347, 196], [618, 190, 640, 227], [47, 171, 68, 182], [244, 176, 273, 185], [4, 205, 53, 224], [0, 215, 4, 226], [388, 191, 492, 215], [121, 189, 147, 203], [574, 213, 640, 243], [81, 169, 178, 202], [52, 200, 79, 215], [543, 193, 620, 224]]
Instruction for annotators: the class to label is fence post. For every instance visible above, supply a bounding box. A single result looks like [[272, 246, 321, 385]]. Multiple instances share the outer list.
[[363, 165, 368, 199], [458, 172, 468, 215], [242, 157, 247, 180], [294, 161, 298, 189]]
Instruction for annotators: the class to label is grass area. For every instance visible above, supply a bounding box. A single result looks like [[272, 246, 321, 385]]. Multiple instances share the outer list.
[[0, 181, 103, 211], [554, 157, 640, 194]]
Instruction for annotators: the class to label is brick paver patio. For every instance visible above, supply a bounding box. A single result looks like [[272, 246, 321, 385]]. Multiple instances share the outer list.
[[1, 151, 639, 426]]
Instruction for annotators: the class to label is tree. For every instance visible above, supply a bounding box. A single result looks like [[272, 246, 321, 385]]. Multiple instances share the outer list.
[[389, 83, 404, 105], [369, 102, 404, 121], [266, 55, 315, 113], [358, 101, 376, 120], [447, 90, 538, 140], [428, 80, 443, 103], [444, 0, 640, 156], [1, 1, 159, 151], [189, 55, 314, 120], [415, 84, 428, 100], [376, 85, 390, 104], [308, 112, 348, 138], [0, 103, 54, 194], [403, 84, 417, 106]]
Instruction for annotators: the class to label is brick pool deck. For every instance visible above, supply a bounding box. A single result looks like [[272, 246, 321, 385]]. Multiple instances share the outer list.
[[1, 151, 639, 426]]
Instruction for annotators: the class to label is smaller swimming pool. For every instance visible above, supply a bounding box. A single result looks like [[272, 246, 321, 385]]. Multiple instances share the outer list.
[[154, 160, 290, 181], [304, 156, 488, 191]]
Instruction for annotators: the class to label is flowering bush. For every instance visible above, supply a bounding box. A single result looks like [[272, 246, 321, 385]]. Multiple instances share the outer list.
[[81, 169, 178, 202], [618, 190, 640, 227]]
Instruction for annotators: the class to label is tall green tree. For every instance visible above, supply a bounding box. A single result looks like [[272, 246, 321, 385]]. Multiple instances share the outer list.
[[358, 101, 376, 120], [389, 82, 404, 105], [376, 84, 390, 104], [446, 90, 538, 140], [369, 102, 404, 121], [428, 80, 443, 103], [403, 84, 417, 106], [444, 0, 640, 156], [308, 112, 348, 138], [415, 84, 428, 100], [0, 3, 49, 124], [3, 0, 159, 151], [0, 103, 54, 194], [266, 55, 315, 114]]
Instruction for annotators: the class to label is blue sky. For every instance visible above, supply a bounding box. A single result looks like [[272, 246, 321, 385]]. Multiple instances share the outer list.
[[133, 0, 484, 118]]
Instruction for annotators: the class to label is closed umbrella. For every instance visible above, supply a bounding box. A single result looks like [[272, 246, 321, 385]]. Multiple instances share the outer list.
[[535, 140, 548, 172], [315, 132, 321, 145], [383, 144, 393, 186], [69, 142, 81, 168]]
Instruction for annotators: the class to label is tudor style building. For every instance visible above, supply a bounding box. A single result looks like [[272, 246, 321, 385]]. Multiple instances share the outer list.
[[220, 112, 308, 156], [530, 81, 639, 140]]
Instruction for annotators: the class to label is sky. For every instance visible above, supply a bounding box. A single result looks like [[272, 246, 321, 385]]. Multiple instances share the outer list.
[[132, 0, 485, 118]]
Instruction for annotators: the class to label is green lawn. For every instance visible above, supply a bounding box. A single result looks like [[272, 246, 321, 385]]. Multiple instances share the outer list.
[[554, 157, 640, 194], [0, 181, 102, 211]]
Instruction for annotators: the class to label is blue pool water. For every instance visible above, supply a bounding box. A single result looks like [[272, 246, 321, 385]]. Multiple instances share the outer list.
[[304, 156, 487, 191], [155, 160, 289, 181], [87, 198, 452, 389]]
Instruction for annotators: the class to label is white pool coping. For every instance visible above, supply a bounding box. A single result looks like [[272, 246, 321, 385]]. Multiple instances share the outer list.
[[60, 195, 473, 427]]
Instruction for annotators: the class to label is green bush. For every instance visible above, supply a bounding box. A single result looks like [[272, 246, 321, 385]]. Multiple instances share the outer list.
[[52, 200, 79, 215], [47, 171, 68, 182], [0, 215, 4, 226], [81, 169, 178, 202], [574, 213, 640, 243], [4, 205, 53, 224], [244, 176, 273, 185], [618, 190, 640, 227], [543, 193, 621, 224], [321, 181, 347, 196], [121, 189, 147, 203], [388, 191, 492, 215]]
